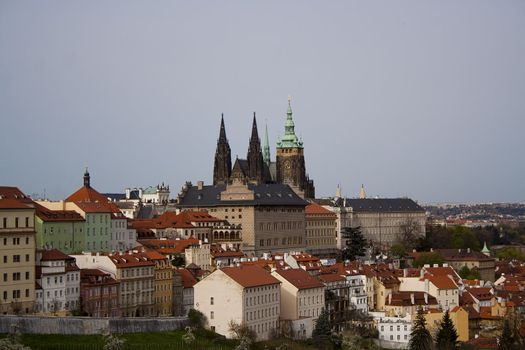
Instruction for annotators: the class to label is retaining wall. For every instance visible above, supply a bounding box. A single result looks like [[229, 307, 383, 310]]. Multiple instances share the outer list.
[[0, 316, 189, 334]]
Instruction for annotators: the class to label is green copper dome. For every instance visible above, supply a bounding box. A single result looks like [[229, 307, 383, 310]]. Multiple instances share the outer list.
[[277, 97, 303, 149]]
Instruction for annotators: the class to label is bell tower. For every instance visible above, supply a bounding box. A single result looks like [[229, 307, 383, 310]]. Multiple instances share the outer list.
[[276, 97, 315, 198]]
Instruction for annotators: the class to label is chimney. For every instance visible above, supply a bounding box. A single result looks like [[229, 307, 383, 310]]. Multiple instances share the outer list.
[[197, 181, 204, 190], [125, 188, 131, 199], [433, 264, 438, 268], [388, 293, 392, 305], [467, 248, 471, 254], [410, 293, 415, 305], [403, 268, 408, 278], [425, 279, 429, 294], [443, 263, 448, 267], [424, 292, 428, 304], [430, 248, 433, 252]]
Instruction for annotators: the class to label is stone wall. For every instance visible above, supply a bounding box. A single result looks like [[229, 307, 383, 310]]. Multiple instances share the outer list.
[[0, 316, 188, 334]]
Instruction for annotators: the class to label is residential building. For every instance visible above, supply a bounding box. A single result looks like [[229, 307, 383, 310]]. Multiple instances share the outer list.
[[434, 248, 496, 282], [174, 268, 197, 316], [142, 249, 173, 316], [0, 187, 36, 315], [193, 265, 281, 340], [384, 291, 438, 317], [185, 242, 212, 271], [318, 273, 350, 331], [72, 251, 155, 317], [424, 306, 469, 342], [272, 268, 325, 339], [373, 313, 412, 348], [79, 268, 120, 317], [34, 204, 85, 254]]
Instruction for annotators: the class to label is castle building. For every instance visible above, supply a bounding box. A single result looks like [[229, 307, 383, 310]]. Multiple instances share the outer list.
[[213, 98, 315, 199]]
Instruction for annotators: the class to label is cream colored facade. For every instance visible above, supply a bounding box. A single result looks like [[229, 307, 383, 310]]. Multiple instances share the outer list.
[[0, 204, 36, 315], [193, 269, 280, 341], [179, 183, 306, 257], [151, 256, 173, 316], [305, 205, 337, 256], [185, 243, 212, 271], [399, 277, 459, 311]]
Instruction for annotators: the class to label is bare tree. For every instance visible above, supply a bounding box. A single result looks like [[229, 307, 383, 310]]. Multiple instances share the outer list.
[[397, 217, 421, 252]]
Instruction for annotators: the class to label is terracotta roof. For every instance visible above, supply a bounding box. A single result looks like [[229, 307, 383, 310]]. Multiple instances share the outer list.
[[0, 199, 33, 209], [467, 287, 493, 301], [35, 203, 84, 222], [221, 265, 280, 288], [318, 273, 347, 283], [39, 249, 72, 261], [274, 268, 324, 290], [141, 248, 169, 261], [0, 187, 31, 202], [137, 238, 200, 254], [175, 268, 198, 288], [305, 202, 336, 216], [65, 185, 109, 203], [102, 252, 155, 268], [81, 269, 108, 277], [426, 275, 457, 290], [386, 292, 438, 307], [467, 337, 497, 349], [435, 248, 494, 262], [74, 201, 115, 213]]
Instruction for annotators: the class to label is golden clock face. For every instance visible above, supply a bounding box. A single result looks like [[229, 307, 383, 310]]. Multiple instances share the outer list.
[[284, 160, 291, 169]]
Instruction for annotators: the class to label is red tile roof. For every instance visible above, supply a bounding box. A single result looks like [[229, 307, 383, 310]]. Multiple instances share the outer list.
[[274, 268, 324, 290], [137, 238, 200, 255], [0, 187, 31, 201], [175, 268, 198, 288], [305, 202, 336, 216], [0, 199, 33, 209], [386, 292, 438, 307], [66, 185, 109, 203], [318, 273, 347, 283], [426, 275, 457, 290], [221, 265, 281, 288], [103, 252, 155, 268], [35, 203, 84, 222], [39, 249, 72, 261]]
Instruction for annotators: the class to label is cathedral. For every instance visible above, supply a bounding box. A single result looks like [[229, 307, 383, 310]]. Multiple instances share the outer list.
[[213, 98, 315, 198]]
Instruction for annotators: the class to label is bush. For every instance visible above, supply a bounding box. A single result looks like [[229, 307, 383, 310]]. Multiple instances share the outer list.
[[188, 308, 207, 329]]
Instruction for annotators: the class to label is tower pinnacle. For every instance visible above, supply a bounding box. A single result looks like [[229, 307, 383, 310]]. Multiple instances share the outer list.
[[263, 122, 271, 166], [83, 167, 90, 188]]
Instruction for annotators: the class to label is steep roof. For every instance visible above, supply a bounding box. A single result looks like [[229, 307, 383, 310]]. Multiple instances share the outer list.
[[387, 292, 438, 307], [426, 275, 458, 290], [66, 185, 109, 204], [435, 248, 493, 262], [137, 238, 200, 255], [175, 268, 198, 288], [177, 183, 307, 207], [221, 265, 281, 288], [274, 268, 324, 290], [0, 199, 33, 209]]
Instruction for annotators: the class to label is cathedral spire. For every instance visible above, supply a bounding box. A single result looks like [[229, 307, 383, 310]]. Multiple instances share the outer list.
[[359, 184, 367, 199], [277, 96, 303, 149], [213, 115, 232, 185], [218, 113, 227, 143], [263, 122, 271, 166], [250, 112, 259, 143]]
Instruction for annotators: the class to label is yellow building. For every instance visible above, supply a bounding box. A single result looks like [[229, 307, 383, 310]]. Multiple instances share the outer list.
[[423, 306, 469, 342], [143, 249, 174, 316], [304, 202, 337, 257], [0, 187, 36, 315]]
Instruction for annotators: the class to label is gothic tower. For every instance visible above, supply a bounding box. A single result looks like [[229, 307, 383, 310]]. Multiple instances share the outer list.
[[213, 114, 232, 185], [246, 113, 269, 184], [276, 97, 315, 198]]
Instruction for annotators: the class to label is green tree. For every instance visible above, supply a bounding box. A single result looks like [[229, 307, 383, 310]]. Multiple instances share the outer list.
[[435, 310, 458, 350], [496, 247, 525, 261], [182, 326, 195, 345], [498, 311, 524, 350], [412, 252, 444, 268], [312, 308, 332, 349], [458, 266, 481, 280], [171, 254, 185, 267], [341, 226, 367, 261], [188, 308, 207, 329], [390, 244, 406, 258], [409, 307, 433, 350]]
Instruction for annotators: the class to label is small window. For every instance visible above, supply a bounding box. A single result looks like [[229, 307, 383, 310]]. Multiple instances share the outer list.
[[210, 297, 214, 305], [210, 311, 214, 319]]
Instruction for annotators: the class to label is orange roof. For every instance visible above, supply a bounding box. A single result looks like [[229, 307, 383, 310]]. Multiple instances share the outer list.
[[103, 252, 155, 268], [0, 187, 31, 201], [141, 249, 169, 261], [38, 249, 72, 261], [74, 201, 114, 213], [305, 202, 336, 216], [0, 199, 33, 209], [176, 268, 198, 288], [66, 185, 109, 203], [221, 266, 280, 288], [318, 273, 346, 283], [426, 275, 457, 290], [138, 238, 200, 254], [35, 203, 84, 222], [274, 269, 324, 290]]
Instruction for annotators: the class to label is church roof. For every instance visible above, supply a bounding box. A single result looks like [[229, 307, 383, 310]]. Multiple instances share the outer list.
[[334, 198, 424, 213], [177, 183, 307, 207], [66, 186, 109, 203]]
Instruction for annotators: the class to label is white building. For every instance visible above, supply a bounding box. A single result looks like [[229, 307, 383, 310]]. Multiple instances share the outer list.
[[110, 214, 136, 251], [271, 268, 325, 339], [347, 272, 369, 314], [371, 312, 412, 349], [185, 242, 212, 271], [194, 265, 281, 341], [35, 249, 80, 315]]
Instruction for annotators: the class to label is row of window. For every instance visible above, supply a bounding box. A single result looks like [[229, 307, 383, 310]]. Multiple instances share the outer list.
[[2, 289, 29, 300], [245, 306, 278, 321], [259, 236, 303, 247], [259, 221, 303, 231], [1, 217, 30, 229], [2, 254, 30, 263], [3, 237, 30, 246], [3, 271, 30, 281]]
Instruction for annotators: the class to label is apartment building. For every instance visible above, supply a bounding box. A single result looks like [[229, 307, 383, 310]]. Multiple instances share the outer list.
[[80, 269, 120, 317], [304, 202, 337, 258], [272, 268, 325, 339], [194, 265, 281, 340], [0, 187, 36, 315]]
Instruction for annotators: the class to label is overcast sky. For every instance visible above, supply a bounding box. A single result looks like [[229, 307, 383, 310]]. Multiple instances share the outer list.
[[1, 1, 524, 204]]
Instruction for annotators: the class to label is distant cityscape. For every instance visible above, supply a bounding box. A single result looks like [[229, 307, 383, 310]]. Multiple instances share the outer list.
[[1, 100, 524, 349]]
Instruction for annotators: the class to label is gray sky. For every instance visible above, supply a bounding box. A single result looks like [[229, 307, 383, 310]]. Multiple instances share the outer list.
[[1, 1, 524, 203]]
